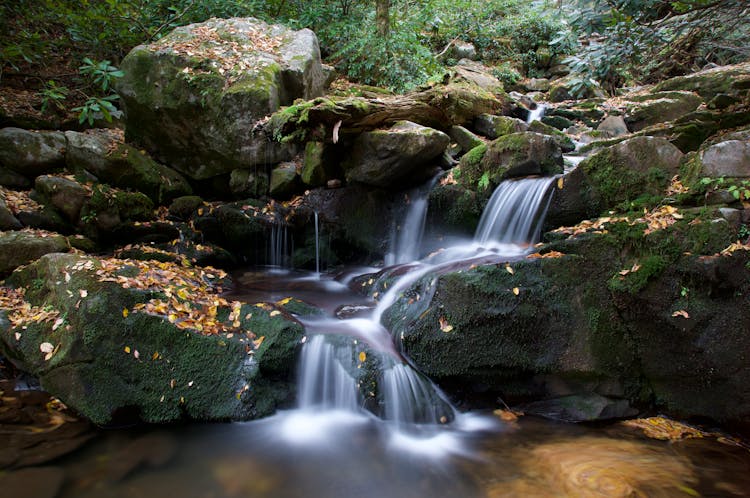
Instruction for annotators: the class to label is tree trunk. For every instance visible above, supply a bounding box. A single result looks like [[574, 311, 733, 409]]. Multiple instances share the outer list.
[[376, 0, 390, 37]]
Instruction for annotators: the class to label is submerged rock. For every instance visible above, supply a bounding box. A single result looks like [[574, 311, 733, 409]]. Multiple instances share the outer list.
[[117, 17, 326, 179]]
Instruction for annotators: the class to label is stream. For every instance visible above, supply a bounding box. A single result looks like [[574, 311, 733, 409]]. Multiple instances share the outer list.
[[11, 176, 750, 497]]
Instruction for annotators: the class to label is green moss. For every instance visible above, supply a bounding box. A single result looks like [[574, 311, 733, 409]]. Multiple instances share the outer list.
[[608, 255, 668, 294]]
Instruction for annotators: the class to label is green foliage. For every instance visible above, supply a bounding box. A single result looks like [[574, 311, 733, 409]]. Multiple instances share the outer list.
[[79, 58, 124, 92], [491, 62, 521, 89], [73, 95, 120, 125], [38, 80, 69, 114], [477, 171, 491, 191], [700, 177, 750, 202]]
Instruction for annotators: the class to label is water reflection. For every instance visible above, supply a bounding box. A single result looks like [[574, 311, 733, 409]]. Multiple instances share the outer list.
[[50, 414, 750, 498]]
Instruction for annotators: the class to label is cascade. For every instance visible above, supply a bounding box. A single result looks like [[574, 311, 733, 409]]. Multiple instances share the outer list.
[[385, 175, 440, 266], [526, 103, 547, 123], [314, 211, 320, 274], [294, 175, 556, 429], [268, 220, 292, 268]]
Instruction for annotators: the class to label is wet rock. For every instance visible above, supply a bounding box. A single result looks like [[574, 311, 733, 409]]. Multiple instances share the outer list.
[[117, 17, 325, 179], [65, 130, 191, 204], [454, 60, 505, 97], [520, 393, 638, 422], [0, 229, 70, 276], [718, 207, 742, 226], [344, 121, 449, 189], [301, 141, 339, 188], [0, 128, 66, 178], [0, 166, 32, 188], [473, 114, 528, 139], [15, 207, 72, 234], [540, 115, 573, 130]]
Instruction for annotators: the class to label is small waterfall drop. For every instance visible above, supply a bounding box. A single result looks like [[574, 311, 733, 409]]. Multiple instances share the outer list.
[[314, 211, 320, 274], [474, 177, 556, 245], [385, 175, 439, 266], [297, 335, 361, 411], [269, 221, 292, 268], [526, 103, 547, 123]]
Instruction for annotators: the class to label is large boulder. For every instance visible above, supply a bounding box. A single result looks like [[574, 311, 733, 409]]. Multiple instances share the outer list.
[[548, 75, 606, 103], [0, 128, 66, 178], [458, 132, 563, 189], [624, 91, 703, 132], [0, 229, 70, 276], [654, 61, 750, 101], [0, 253, 305, 424], [697, 128, 750, 178], [344, 121, 449, 188], [117, 17, 326, 179], [577, 136, 683, 213], [65, 130, 191, 204], [473, 114, 528, 139], [0, 197, 22, 230], [34, 175, 90, 223], [383, 212, 750, 425]]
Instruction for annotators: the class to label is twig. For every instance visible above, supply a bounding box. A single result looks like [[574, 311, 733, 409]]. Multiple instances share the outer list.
[[436, 35, 461, 59], [149, 0, 197, 42]]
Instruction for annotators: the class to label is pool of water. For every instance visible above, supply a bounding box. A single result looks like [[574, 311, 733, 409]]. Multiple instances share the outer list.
[[51, 412, 750, 498]]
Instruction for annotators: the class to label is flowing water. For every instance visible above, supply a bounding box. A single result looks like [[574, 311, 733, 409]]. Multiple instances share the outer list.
[[17, 177, 750, 497], [526, 103, 547, 123]]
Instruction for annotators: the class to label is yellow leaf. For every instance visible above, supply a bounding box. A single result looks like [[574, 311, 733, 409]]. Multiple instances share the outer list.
[[439, 316, 454, 333], [124, 346, 131, 354], [358, 351, 366, 363], [269, 310, 281, 317], [253, 336, 265, 349], [505, 264, 514, 275], [122, 308, 129, 318], [512, 287, 520, 296], [177, 288, 189, 300], [557, 177, 564, 189], [152, 351, 160, 360], [276, 297, 293, 306]]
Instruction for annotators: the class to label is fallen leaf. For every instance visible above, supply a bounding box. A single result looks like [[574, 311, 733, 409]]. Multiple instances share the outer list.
[[672, 310, 690, 319], [512, 287, 520, 296], [133, 349, 140, 359], [122, 308, 129, 318], [358, 351, 366, 363], [439, 316, 453, 333], [79, 289, 88, 298], [557, 177, 564, 189], [52, 318, 64, 331], [40, 342, 54, 354], [269, 310, 281, 317], [505, 264, 514, 275], [124, 346, 131, 354]]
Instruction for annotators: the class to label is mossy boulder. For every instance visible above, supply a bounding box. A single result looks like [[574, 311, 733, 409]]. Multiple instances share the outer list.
[[696, 128, 750, 178], [472, 114, 528, 139], [0, 229, 70, 277], [344, 121, 449, 189], [270, 162, 302, 198], [528, 120, 576, 152], [624, 91, 703, 132], [64, 130, 191, 205], [301, 141, 339, 187], [229, 168, 269, 199], [78, 184, 155, 240], [117, 17, 326, 179], [448, 126, 484, 154], [0, 128, 66, 178], [0, 253, 304, 424], [382, 214, 750, 424], [654, 61, 750, 101], [578, 136, 683, 213], [458, 132, 563, 188], [34, 175, 90, 224], [548, 75, 606, 103]]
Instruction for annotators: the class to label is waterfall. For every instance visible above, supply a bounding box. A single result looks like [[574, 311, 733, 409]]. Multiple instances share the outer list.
[[385, 175, 439, 266], [297, 335, 361, 411], [293, 174, 557, 430], [526, 103, 547, 123], [268, 221, 292, 268], [474, 177, 556, 246], [314, 211, 320, 274]]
